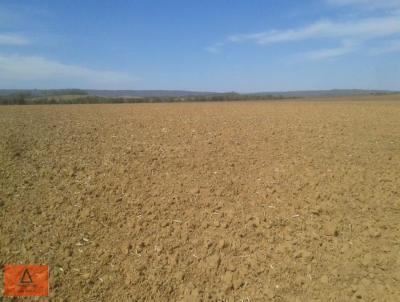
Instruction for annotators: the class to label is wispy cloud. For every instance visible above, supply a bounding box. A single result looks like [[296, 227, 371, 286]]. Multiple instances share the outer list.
[[303, 42, 357, 60], [227, 16, 400, 45], [0, 54, 137, 88], [0, 33, 29, 45], [207, 14, 400, 60]]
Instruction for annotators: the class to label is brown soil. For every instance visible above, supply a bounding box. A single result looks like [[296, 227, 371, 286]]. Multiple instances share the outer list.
[[1, 96, 400, 301]]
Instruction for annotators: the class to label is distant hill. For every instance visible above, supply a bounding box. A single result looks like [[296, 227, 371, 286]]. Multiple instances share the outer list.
[[250, 89, 398, 98], [0, 89, 399, 105], [85, 90, 219, 98], [86, 89, 398, 98], [0, 88, 398, 99]]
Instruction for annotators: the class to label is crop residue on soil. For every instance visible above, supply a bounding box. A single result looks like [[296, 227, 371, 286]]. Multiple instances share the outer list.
[[1, 96, 400, 301]]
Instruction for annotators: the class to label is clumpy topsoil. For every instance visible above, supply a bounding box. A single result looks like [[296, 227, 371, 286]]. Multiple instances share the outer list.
[[1, 96, 400, 301]]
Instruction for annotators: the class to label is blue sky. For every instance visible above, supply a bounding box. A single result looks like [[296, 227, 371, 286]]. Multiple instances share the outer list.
[[0, 0, 400, 91]]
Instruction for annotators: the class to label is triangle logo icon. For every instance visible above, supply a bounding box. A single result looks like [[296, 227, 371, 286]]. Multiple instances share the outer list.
[[19, 269, 33, 284]]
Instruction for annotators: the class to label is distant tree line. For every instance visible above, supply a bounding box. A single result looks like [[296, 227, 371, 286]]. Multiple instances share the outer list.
[[0, 92, 294, 105], [0, 93, 30, 105], [0, 90, 89, 105]]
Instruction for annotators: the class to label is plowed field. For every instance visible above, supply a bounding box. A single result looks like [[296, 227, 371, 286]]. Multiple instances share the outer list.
[[1, 96, 400, 301]]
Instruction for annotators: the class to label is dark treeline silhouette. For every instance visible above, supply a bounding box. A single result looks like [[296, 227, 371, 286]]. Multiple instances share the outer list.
[[0, 93, 292, 105], [1, 89, 398, 105]]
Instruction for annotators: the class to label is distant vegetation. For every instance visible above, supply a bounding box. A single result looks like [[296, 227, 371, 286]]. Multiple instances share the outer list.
[[0, 92, 290, 105], [0, 89, 87, 97], [0, 89, 398, 105], [0, 89, 88, 105]]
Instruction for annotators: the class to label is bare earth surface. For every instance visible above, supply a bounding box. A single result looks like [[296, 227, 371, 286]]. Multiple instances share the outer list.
[[1, 96, 400, 301]]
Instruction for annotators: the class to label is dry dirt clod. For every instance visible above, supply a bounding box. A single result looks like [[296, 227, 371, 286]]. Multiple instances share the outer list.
[[121, 242, 132, 255], [218, 239, 227, 249], [207, 254, 221, 269], [361, 254, 372, 266], [324, 223, 339, 237], [320, 275, 329, 284], [222, 271, 234, 292]]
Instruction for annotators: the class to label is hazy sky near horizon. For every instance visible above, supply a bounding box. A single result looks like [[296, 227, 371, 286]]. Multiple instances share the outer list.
[[0, 0, 400, 91]]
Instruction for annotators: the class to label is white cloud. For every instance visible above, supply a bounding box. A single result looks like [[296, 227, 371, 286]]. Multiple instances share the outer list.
[[207, 14, 400, 60], [0, 54, 137, 88], [228, 16, 400, 45], [0, 33, 29, 45], [299, 39, 359, 60], [303, 44, 356, 60]]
